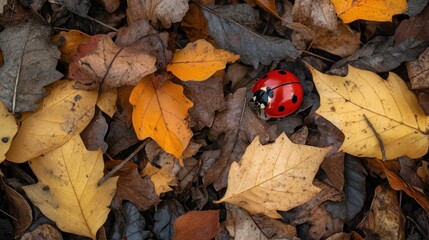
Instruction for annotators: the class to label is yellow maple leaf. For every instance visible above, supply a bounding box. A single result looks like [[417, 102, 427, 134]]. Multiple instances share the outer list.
[[330, 0, 408, 23], [23, 135, 118, 239], [166, 39, 239, 81], [309, 65, 429, 159], [0, 101, 17, 163], [129, 76, 193, 162], [51, 30, 91, 64], [217, 133, 330, 218], [6, 80, 97, 163]]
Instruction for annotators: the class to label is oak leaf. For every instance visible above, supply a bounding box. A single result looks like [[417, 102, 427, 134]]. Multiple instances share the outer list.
[[167, 40, 239, 81], [6, 80, 97, 163], [69, 35, 156, 90], [0, 101, 17, 163], [129, 76, 193, 162], [330, 0, 408, 23], [0, 21, 63, 112], [310, 65, 429, 159], [51, 30, 91, 64], [217, 133, 330, 218], [22, 135, 118, 239]]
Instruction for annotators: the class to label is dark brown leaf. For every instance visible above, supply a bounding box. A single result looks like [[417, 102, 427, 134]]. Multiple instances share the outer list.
[[0, 20, 63, 112], [106, 119, 139, 157], [96, 0, 120, 13], [321, 152, 345, 191], [252, 214, 297, 239], [177, 157, 200, 194], [395, 4, 429, 44], [80, 109, 108, 153], [306, 203, 344, 240], [201, 4, 300, 68], [21, 224, 63, 240], [182, 77, 226, 130], [173, 210, 220, 240]]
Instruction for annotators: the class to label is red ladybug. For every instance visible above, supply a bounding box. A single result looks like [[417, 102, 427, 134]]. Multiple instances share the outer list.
[[251, 69, 303, 118]]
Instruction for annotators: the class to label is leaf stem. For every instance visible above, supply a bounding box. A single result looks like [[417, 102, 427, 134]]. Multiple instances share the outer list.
[[98, 139, 149, 186]]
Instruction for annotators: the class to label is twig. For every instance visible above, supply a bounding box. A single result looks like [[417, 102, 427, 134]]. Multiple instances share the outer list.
[[12, 61, 21, 114], [98, 139, 149, 186], [0, 209, 17, 221], [301, 49, 336, 63], [407, 216, 429, 239], [363, 114, 386, 161]]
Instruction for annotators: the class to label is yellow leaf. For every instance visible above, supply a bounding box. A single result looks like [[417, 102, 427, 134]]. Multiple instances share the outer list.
[[309, 65, 429, 159], [51, 30, 91, 64], [142, 164, 174, 196], [0, 101, 17, 163], [130, 77, 193, 162], [6, 80, 97, 163], [330, 0, 408, 23], [166, 39, 239, 81], [97, 87, 117, 117], [217, 133, 330, 218], [23, 135, 118, 239]]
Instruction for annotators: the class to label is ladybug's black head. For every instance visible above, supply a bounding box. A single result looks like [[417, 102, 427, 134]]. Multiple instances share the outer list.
[[252, 87, 273, 109]]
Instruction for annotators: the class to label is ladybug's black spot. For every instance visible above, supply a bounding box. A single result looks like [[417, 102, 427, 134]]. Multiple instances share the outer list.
[[278, 70, 287, 75], [261, 75, 268, 79], [292, 94, 298, 104], [278, 106, 285, 112]]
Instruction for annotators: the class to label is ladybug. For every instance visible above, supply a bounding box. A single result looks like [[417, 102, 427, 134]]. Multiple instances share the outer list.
[[251, 69, 304, 118]]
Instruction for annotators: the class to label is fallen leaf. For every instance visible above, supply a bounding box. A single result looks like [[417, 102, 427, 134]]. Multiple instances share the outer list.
[[225, 204, 269, 240], [96, 0, 119, 13], [251, 214, 297, 239], [307, 203, 344, 239], [106, 119, 139, 157], [0, 0, 6, 14], [330, 0, 408, 23], [417, 160, 429, 183], [0, 101, 17, 163], [182, 76, 226, 130], [343, 155, 367, 221], [255, 0, 281, 18], [126, 0, 189, 28], [115, 166, 161, 211], [407, 47, 429, 89], [357, 185, 405, 240], [51, 30, 91, 64], [69, 34, 156, 90], [116, 85, 134, 127], [0, 20, 63, 112], [217, 133, 330, 218], [80, 109, 108, 152], [330, 36, 427, 74], [293, 0, 338, 31], [311, 25, 360, 57], [153, 200, 185, 240], [23, 135, 118, 239], [21, 224, 63, 240], [201, 4, 300, 68], [130, 76, 193, 162], [173, 210, 220, 240], [399, 157, 425, 189], [52, 0, 90, 17], [116, 19, 157, 47], [167, 40, 239, 81], [395, 4, 429, 44], [112, 202, 151, 239], [0, 177, 32, 237], [310, 65, 429, 159], [97, 87, 117, 117], [181, 3, 213, 43], [177, 158, 200, 194], [142, 163, 174, 195], [321, 152, 345, 191], [6, 80, 97, 163]]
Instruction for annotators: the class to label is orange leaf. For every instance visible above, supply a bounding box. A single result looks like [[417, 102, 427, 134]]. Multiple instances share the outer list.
[[129, 76, 193, 162], [330, 0, 408, 23], [173, 210, 220, 240], [256, 0, 281, 19], [167, 39, 239, 81], [51, 30, 91, 64]]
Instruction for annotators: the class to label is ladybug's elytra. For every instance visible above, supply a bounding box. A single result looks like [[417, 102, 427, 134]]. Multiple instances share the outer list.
[[251, 69, 304, 118]]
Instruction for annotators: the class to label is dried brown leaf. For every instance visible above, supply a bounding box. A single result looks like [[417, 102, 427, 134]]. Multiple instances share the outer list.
[[173, 210, 220, 240], [81, 109, 108, 152]]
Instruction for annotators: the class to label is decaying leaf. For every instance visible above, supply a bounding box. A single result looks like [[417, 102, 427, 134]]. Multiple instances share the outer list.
[[80, 109, 108, 152], [407, 47, 429, 89], [357, 185, 405, 240], [310, 65, 429, 159], [201, 4, 300, 68], [21, 224, 63, 240], [225, 204, 269, 240], [23, 135, 118, 239], [51, 30, 91, 64], [130, 76, 193, 162], [331, 0, 408, 23], [0, 20, 63, 112], [127, 0, 189, 28], [142, 163, 174, 195], [173, 210, 220, 240], [6, 80, 97, 163], [395, 4, 429, 44], [217, 133, 330, 218], [167, 39, 239, 81], [153, 200, 185, 240], [69, 34, 156, 90], [0, 101, 17, 163], [181, 3, 213, 43]]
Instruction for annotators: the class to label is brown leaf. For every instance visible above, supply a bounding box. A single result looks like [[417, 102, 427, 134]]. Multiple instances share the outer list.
[[182, 77, 226, 130], [0, 20, 63, 112], [321, 152, 345, 191], [116, 19, 157, 47], [177, 157, 200, 194], [115, 166, 161, 211], [106, 119, 139, 157], [357, 185, 405, 240], [251, 214, 297, 239], [225, 204, 268, 239], [395, 4, 429, 45], [201, 4, 300, 68], [21, 224, 63, 240], [81, 109, 108, 153], [69, 34, 156, 90], [292, 0, 337, 31], [203, 88, 274, 190], [96, 0, 120, 13], [225, 63, 253, 91], [181, 3, 214, 43], [127, 0, 189, 28], [399, 157, 425, 190], [407, 47, 429, 89], [173, 210, 220, 240], [306, 203, 344, 240], [116, 85, 134, 127]]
